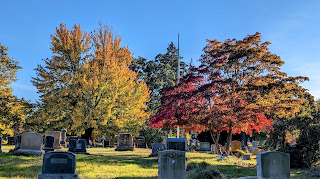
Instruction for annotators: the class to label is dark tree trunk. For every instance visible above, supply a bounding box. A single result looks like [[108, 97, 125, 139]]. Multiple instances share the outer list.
[[81, 128, 94, 144], [226, 125, 233, 154]]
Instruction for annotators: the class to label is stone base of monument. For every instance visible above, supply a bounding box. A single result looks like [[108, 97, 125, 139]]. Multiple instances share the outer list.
[[115, 146, 134, 151], [38, 174, 79, 179], [16, 149, 44, 156], [43, 147, 54, 153]]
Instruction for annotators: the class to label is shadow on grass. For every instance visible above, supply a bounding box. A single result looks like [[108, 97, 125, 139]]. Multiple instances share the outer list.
[[113, 177, 157, 179], [187, 161, 256, 178], [77, 154, 158, 169], [0, 165, 41, 178]]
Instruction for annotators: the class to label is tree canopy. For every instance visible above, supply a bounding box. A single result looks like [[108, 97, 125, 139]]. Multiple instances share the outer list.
[[0, 43, 28, 135], [29, 24, 150, 136], [150, 32, 309, 153]]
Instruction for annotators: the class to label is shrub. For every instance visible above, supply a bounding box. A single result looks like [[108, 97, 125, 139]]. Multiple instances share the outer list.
[[187, 162, 224, 179]]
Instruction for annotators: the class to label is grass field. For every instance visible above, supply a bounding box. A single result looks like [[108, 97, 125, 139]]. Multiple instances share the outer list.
[[0, 145, 313, 179]]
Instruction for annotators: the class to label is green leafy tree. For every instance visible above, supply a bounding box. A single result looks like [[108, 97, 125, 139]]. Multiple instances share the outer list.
[[130, 42, 187, 142]]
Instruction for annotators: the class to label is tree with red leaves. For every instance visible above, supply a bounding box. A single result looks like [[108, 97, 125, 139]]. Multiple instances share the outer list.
[[151, 32, 308, 154]]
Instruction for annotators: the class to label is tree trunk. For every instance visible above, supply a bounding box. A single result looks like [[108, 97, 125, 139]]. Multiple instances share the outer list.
[[210, 130, 222, 154], [82, 128, 94, 144], [226, 125, 233, 154]]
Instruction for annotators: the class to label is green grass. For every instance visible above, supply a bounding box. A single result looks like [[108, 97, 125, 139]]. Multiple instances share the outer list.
[[0, 145, 314, 179]]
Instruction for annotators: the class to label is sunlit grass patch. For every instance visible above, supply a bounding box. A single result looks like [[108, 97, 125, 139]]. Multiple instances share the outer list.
[[0, 145, 314, 178]]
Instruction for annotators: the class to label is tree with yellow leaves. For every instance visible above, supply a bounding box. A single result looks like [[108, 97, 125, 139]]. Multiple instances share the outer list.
[[30, 24, 149, 138], [0, 43, 29, 135]]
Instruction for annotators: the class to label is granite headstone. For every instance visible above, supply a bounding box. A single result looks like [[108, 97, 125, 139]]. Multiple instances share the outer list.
[[17, 132, 44, 156], [150, 143, 166, 156], [115, 133, 134, 151], [38, 151, 78, 179], [43, 136, 55, 152], [158, 150, 186, 179], [167, 138, 186, 151], [45, 131, 61, 149], [199, 142, 210, 151], [68, 139, 87, 154], [14, 134, 21, 150], [257, 151, 290, 179]]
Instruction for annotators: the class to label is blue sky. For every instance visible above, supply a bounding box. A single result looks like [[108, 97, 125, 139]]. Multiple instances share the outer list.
[[2, 1, 320, 102]]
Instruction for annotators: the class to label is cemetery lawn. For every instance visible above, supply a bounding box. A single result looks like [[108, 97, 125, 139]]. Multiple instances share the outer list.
[[0, 145, 314, 179]]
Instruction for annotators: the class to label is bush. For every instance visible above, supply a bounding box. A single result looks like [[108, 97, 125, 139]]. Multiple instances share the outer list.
[[187, 162, 224, 179], [281, 124, 320, 168], [236, 149, 249, 158]]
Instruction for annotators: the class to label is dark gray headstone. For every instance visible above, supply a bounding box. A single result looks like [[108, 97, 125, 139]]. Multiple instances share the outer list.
[[167, 138, 186, 151], [199, 142, 210, 151], [150, 143, 166, 156], [7, 136, 14, 145], [68, 139, 86, 154], [257, 151, 290, 179], [43, 136, 54, 152], [102, 140, 110, 148], [158, 150, 186, 179], [242, 154, 251, 160], [38, 151, 78, 179], [14, 135, 21, 150], [134, 136, 145, 148]]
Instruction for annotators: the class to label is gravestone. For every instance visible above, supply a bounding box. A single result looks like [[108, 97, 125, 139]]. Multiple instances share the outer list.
[[0, 136, 2, 153], [68, 139, 87, 154], [167, 138, 186, 151], [211, 144, 219, 154], [7, 136, 14, 145], [134, 136, 145, 148], [158, 150, 186, 179], [60, 129, 67, 147], [102, 140, 111, 148], [17, 132, 44, 156], [231, 140, 241, 153], [14, 134, 21, 150], [199, 142, 211, 151], [45, 131, 61, 149], [43, 136, 55, 152], [253, 148, 260, 155], [257, 151, 290, 179], [115, 133, 134, 151], [242, 154, 251, 160], [150, 143, 166, 156], [252, 141, 257, 148], [38, 151, 78, 179]]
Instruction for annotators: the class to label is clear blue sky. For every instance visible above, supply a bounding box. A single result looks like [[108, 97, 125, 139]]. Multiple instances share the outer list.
[[2, 0, 320, 102]]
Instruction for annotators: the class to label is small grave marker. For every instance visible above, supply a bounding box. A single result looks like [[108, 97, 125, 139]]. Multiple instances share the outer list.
[[45, 131, 61, 149], [150, 143, 166, 156], [68, 139, 87, 154], [43, 136, 55, 152], [167, 138, 186, 151]]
